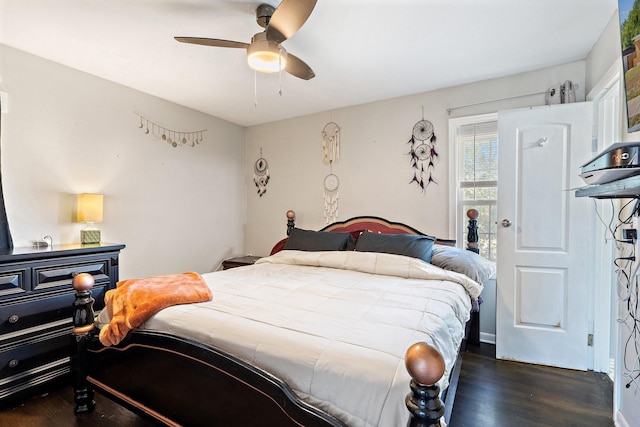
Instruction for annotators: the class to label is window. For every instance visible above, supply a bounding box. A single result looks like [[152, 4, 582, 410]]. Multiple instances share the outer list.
[[449, 114, 498, 261]]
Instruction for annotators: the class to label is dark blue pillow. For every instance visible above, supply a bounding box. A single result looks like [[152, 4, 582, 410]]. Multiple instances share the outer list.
[[284, 228, 355, 251], [354, 232, 436, 263]]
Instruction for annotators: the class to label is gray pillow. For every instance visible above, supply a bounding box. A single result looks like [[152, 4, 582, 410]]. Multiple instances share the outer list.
[[354, 232, 436, 263], [284, 228, 355, 251], [430, 245, 496, 284]]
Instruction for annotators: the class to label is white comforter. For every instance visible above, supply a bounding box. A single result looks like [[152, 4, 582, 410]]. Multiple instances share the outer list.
[[138, 250, 482, 427]]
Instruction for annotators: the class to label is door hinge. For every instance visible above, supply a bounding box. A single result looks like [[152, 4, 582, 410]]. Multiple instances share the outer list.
[[588, 333, 594, 346]]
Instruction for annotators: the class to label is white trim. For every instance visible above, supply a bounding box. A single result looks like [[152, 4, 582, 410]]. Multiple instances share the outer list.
[[587, 61, 621, 101], [615, 410, 632, 427], [609, 357, 615, 382], [588, 61, 622, 420], [589, 69, 621, 375], [480, 332, 496, 345], [448, 120, 458, 240]]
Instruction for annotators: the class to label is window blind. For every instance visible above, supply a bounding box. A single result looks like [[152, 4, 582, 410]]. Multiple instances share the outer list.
[[457, 121, 498, 183]]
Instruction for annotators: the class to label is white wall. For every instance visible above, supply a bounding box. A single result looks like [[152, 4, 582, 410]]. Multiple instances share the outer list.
[[586, 12, 623, 95], [245, 62, 586, 256], [0, 44, 247, 279]]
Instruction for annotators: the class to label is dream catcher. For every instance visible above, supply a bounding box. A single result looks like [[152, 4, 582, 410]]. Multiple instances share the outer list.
[[323, 173, 339, 223], [321, 122, 341, 222], [253, 148, 270, 197], [321, 122, 340, 165], [408, 112, 438, 191]]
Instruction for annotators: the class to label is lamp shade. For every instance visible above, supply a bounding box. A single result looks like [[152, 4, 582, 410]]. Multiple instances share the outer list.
[[77, 194, 103, 223]]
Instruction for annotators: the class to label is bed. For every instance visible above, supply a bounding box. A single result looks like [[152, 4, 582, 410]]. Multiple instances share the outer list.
[[71, 211, 494, 426]]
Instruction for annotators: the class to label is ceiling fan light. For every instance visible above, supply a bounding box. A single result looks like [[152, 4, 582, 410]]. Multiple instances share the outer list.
[[247, 35, 287, 73], [248, 51, 287, 73]]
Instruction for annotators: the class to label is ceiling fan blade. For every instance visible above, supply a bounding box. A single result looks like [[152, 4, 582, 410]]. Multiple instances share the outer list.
[[174, 37, 249, 49], [266, 0, 317, 43], [285, 53, 315, 80]]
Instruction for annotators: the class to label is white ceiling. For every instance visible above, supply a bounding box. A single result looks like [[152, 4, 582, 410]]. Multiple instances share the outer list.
[[0, 0, 618, 127]]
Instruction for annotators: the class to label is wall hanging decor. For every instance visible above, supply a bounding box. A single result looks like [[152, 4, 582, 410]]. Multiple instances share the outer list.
[[135, 112, 206, 148], [321, 122, 340, 165], [253, 148, 270, 197], [407, 109, 438, 191], [323, 173, 339, 223], [321, 121, 341, 222]]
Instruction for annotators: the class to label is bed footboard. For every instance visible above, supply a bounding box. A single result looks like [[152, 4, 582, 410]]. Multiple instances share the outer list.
[[71, 274, 448, 426]]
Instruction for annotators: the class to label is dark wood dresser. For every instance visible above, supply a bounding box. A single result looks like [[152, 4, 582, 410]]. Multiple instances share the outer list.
[[0, 243, 125, 405]]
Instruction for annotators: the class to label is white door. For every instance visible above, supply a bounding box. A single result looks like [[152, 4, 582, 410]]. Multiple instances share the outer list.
[[496, 102, 593, 370]]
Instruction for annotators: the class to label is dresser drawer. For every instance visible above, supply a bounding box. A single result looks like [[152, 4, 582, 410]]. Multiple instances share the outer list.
[[32, 259, 110, 293], [0, 329, 71, 381], [0, 269, 27, 300], [0, 286, 107, 336]]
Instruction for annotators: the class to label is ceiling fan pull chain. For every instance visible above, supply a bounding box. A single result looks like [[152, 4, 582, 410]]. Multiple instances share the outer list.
[[278, 48, 284, 96], [254, 71, 258, 108]]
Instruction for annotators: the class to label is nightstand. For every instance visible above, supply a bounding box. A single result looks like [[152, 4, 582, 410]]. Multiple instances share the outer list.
[[222, 255, 262, 270]]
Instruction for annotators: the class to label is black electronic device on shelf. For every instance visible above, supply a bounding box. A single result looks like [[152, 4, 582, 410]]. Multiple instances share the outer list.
[[580, 142, 640, 185]]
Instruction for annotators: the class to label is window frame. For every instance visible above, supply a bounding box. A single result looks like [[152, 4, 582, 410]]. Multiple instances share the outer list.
[[448, 112, 498, 256]]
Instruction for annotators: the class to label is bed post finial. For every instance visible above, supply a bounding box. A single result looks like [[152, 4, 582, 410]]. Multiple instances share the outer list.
[[466, 208, 479, 254], [286, 210, 296, 235], [72, 273, 96, 414], [405, 342, 445, 426]]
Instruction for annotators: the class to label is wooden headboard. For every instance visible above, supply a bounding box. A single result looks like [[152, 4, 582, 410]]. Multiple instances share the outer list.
[[269, 211, 477, 255], [320, 216, 456, 246]]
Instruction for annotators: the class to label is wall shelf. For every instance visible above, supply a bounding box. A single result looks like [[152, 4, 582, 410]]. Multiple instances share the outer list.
[[575, 174, 640, 199]]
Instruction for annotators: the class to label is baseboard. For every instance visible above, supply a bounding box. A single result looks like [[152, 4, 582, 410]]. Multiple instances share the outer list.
[[615, 409, 631, 427], [608, 358, 615, 382], [480, 332, 495, 345]]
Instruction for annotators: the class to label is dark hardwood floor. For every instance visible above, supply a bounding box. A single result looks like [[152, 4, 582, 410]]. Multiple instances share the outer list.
[[0, 382, 154, 427], [449, 344, 614, 427], [0, 343, 613, 427]]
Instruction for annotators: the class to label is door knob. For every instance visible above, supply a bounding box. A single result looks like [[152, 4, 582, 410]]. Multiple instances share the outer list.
[[501, 219, 512, 228]]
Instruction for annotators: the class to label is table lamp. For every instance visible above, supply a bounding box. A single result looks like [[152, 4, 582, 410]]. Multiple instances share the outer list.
[[77, 193, 103, 244]]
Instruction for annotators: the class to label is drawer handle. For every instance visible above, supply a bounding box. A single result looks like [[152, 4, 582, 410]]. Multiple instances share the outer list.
[[8, 359, 18, 368], [8, 314, 19, 324]]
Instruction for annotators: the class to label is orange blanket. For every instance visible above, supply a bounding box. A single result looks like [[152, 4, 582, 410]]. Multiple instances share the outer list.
[[99, 271, 212, 346]]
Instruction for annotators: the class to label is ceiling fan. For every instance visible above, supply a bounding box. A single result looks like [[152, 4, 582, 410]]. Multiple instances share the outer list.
[[175, 0, 316, 80]]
